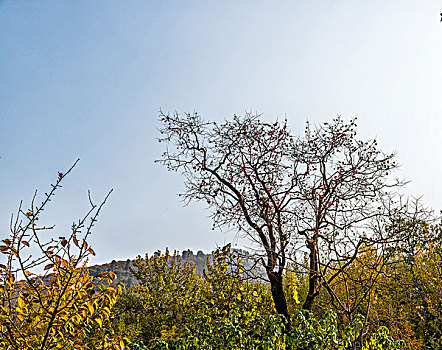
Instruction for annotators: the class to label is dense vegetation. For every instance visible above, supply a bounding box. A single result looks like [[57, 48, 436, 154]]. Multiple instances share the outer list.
[[110, 235, 442, 350], [4, 227, 442, 349]]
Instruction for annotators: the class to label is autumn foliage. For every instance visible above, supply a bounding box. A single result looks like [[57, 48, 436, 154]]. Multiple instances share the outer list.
[[1, 114, 441, 349], [0, 161, 124, 350]]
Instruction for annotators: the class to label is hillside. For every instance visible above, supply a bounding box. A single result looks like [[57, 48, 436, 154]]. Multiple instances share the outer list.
[[87, 249, 213, 289], [87, 248, 266, 289]]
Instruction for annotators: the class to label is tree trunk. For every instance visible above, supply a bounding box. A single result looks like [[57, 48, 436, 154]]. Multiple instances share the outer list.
[[302, 240, 320, 311], [268, 270, 291, 331]]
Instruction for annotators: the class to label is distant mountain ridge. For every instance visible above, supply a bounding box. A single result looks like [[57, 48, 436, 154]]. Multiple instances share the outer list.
[[87, 248, 265, 289], [87, 249, 213, 289]]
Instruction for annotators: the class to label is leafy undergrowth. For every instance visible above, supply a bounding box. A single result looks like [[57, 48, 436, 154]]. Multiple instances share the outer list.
[[126, 310, 403, 350]]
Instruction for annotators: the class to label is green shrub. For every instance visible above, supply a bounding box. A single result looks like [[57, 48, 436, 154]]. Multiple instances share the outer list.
[[125, 310, 404, 350]]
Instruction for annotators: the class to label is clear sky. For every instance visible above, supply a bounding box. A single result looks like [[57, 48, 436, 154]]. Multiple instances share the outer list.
[[1, 1, 442, 264]]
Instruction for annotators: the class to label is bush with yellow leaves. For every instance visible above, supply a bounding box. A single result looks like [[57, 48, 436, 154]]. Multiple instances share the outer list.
[[0, 160, 125, 350]]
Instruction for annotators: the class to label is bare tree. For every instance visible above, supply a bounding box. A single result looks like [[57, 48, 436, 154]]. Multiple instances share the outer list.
[[157, 112, 407, 328]]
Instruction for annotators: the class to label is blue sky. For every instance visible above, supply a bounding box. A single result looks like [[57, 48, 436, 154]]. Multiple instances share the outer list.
[[1, 1, 442, 264]]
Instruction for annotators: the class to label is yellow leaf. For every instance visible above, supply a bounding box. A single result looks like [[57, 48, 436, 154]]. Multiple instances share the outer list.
[[88, 304, 94, 315], [18, 296, 25, 309], [95, 317, 102, 327]]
